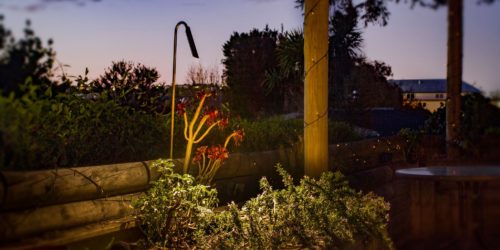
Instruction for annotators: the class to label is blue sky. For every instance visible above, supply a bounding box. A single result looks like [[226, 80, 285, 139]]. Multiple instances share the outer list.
[[1, 0, 499, 94]]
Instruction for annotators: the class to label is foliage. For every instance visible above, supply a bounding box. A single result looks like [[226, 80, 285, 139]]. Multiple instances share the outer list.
[[485, 126, 500, 136], [327, 3, 400, 111], [207, 117, 361, 154], [134, 164, 393, 249], [329, 120, 362, 143], [0, 17, 70, 98], [1, 90, 361, 170], [233, 117, 303, 153], [79, 60, 169, 113], [132, 159, 219, 248], [424, 93, 500, 149], [263, 30, 304, 113], [0, 81, 168, 170], [396, 0, 496, 9], [398, 128, 422, 163], [194, 165, 394, 249], [222, 26, 282, 118], [271, 2, 400, 114], [295, 0, 390, 26]]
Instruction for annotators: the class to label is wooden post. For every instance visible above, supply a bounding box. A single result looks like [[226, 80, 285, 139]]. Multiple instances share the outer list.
[[446, 0, 463, 159], [304, 0, 329, 178]]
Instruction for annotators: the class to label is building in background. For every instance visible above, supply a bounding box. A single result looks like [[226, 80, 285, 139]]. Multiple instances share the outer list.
[[390, 79, 481, 112]]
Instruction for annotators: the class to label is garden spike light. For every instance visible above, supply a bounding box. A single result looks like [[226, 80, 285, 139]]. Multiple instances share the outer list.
[[170, 21, 199, 159]]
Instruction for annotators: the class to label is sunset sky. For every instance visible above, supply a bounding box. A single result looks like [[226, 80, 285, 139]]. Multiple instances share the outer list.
[[1, 0, 499, 94]]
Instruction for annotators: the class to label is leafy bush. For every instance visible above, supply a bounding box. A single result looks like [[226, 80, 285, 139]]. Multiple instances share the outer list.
[[218, 117, 361, 154], [398, 128, 422, 163], [485, 126, 500, 136], [132, 159, 218, 248], [424, 93, 500, 149], [234, 117, 303, 152], [1, 88, 361, 170], [134, 162, 393, 249], [0, 83, 168, 170], [329, 121, 362, 143], [197, 165, 393, 249], [78, 61, 170, 113]]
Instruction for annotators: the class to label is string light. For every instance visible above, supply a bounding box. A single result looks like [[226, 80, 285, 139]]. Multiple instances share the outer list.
[[303, 0, 329, 130]]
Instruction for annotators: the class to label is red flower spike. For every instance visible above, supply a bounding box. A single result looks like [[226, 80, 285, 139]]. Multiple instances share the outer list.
[[233, 129, 245, 146], [207, 145, 228, 161], [206, 109, 219, 125], [193, 146, 208, 163], [176, 102, 186, 116], [218, 117, 229, 129]]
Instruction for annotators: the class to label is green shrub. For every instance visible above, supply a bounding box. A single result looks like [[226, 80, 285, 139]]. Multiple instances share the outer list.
[[134, 163, 393, 249], [132, 159, 218, 248], [210, 117, 361, 154], [0, 85, 168, 170], [194, 165, 393, 249], [485, 126, 500, 136], [329, 121, 362, 143], [398, 128, 422, 163], [235, 117, 303, 152], [424, 93, 500, 148], [1, 88, 362, 170], [78, 61, 170, 114]]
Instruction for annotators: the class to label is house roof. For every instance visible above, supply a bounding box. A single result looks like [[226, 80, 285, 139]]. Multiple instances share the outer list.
[[389, 79, 481, 93]]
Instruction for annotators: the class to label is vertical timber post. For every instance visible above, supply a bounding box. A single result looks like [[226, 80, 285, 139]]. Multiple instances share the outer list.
[[446, 0, 463, 159], [304, 0, 329, 178]]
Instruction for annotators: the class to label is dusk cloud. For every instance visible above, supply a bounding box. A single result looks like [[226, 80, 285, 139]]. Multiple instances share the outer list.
[[2, 0, 101, 12]]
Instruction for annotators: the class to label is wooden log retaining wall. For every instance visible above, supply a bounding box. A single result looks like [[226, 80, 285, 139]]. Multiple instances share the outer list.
[[0, 136, 424, 249]]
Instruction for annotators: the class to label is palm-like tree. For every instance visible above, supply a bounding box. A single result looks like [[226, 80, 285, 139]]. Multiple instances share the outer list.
[[263, 30, 304, 113]]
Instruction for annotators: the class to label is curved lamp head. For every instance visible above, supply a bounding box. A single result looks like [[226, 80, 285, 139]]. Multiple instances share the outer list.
[[184, 26, 199, 58], [177, 21, 198, 58]]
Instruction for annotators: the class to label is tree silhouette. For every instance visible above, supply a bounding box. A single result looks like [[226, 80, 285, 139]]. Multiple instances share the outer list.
[[263, 30, 304, 113], [283, 1, 400, 113], [0, 17, 70, 97], [295, 0, 390, 26], [81, 60, 169, 113], [222, 27, 281, 118]]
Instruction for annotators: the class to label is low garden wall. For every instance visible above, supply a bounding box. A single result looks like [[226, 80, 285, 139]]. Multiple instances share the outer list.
[[4, 135, 493, 249], [0, 136, 411, 248]]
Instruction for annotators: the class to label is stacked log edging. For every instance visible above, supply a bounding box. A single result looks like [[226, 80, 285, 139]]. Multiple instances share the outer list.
[[0, 161, 168, 247], [0, 136, 436, 249]]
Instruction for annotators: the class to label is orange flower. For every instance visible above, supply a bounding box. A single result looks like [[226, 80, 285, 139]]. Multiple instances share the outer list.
[[218, 117, 229, 129], [176, 102, 186, 116], [193, 146, 208, 163], [207, 145, 229, 161], [233, 129, 245, 146], [205, 109, 219, 125]]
